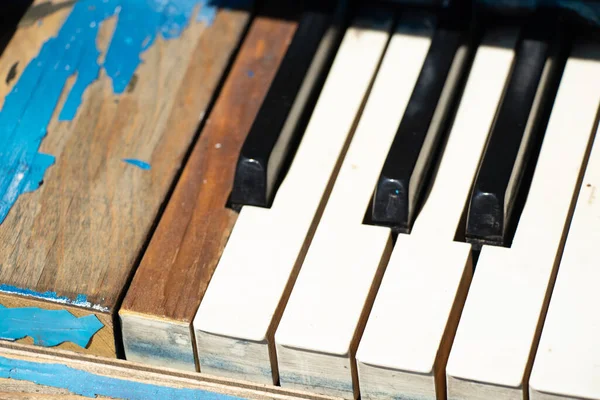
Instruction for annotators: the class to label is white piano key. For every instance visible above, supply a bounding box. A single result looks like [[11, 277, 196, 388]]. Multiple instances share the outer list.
[[356, 27, 519, 400], [192, 15, 393, 384], [446, 40, 600, 400], [529, 44, 600, 400], [274, 15, 436, 399]]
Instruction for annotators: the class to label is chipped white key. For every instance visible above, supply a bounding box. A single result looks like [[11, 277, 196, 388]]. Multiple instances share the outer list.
[[192, 14, 393, 384], [446, 40, 600, 400], [356, 27, 519, 400], [529, 43, 600, 400], [275, 15, 448, 399]]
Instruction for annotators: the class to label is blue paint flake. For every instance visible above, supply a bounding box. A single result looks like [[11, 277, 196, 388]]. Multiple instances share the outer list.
[[197, 0, 254, 25], [0, 284, 106, 311], [0, 305, 103, 348], [247, 70, 254, 78], [122, 158, 151, 170], [0, 356, 244, 400], [197, 0, 218, 25], [0, 0, 235, 225]]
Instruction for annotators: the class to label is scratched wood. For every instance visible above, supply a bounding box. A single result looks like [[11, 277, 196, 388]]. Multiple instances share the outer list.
[[119, 13, 299, 372], [1, 379, 102, 399], [0, 0, 251, 358], [0, 342, 340, 400]]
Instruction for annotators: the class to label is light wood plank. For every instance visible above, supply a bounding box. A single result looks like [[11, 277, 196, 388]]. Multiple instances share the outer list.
[[193, 13, 393, 385], [274, 15, 435, 400], [446, 40, 600, 400], [356, 27, 517, 400], [0, 0, 251, 357]]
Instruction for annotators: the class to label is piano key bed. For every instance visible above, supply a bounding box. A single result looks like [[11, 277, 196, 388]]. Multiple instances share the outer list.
[[2, 0, 600, 399]]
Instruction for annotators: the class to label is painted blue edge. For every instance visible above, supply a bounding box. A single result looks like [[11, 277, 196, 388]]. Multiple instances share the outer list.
[[0, 284, 108, 311], [0, 356, 245, 400], [0, 305, 103, 348], [197, 0, 219, 25], [122, 158, 151, 170]]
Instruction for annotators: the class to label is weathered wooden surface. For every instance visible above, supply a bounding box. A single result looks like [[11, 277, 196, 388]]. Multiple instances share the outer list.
[[0, 342, 341, 400], [0, 0, 251, 357], [119, 12, 298, 371]]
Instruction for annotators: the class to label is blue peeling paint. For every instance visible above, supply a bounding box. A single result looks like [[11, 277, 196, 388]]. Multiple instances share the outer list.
[[0, 0, 240, 225], [197, 0, 218, 25], [0, 356, 244, 399], [122, 158, 151, 170], [0, 284, 99, 308], [197, 0, 254, 25], [0, 305, 103, 348]]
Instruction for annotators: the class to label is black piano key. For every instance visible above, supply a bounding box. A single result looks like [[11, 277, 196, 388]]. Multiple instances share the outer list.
[[230, 2, 341, 208], [465, 16, 569, 247], [371, 17, 471, 233], [0, 1, 32, 57]]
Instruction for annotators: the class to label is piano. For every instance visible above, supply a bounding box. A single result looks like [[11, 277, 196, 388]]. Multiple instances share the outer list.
[[0, 0, 598, 399]]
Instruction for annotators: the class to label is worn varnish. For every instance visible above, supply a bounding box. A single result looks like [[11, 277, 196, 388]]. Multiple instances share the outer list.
[[0, 0, 251, 357], [119, 14, 298, 371]]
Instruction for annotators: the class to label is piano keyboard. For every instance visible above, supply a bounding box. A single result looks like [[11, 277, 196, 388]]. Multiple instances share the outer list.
[[1, 1, 600, 399]]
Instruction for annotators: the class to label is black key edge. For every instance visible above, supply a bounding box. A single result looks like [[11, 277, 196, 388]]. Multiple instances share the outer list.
[[0, 1, 33, 57], [371, 18, 473, 233], [230, 5, 341, 208], [466, 14, 571, 247]]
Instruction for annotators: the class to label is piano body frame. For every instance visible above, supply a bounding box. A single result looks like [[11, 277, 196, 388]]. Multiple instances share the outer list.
[[1, 0, 598, 398]]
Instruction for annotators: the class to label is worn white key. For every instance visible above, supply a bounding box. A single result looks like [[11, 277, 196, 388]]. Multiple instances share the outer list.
[[355, 27, 518, 400], [192, 15, 392, 385], [274, 15, 436, 399], [529, 43, 600, 400], [446, 40, 600, 400]]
